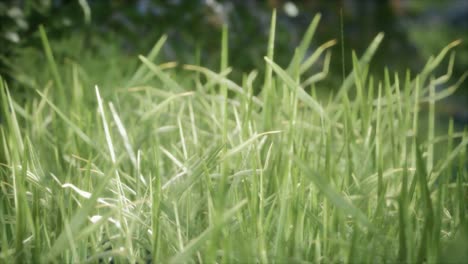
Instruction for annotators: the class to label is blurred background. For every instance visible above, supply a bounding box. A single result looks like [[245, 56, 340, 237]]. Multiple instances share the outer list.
[[1, 0, 467, 126]]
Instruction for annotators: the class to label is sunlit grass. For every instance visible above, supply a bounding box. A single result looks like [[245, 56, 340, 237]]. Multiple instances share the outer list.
[[1, 12, 467, 263]]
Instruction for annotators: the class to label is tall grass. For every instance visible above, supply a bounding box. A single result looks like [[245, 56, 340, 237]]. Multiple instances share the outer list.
[[1, 13, 467, 263]]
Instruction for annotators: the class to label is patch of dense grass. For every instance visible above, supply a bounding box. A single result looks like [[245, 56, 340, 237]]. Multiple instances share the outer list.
[[1, 13, 467, 263]]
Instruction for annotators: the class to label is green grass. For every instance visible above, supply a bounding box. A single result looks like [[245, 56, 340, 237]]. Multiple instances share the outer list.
[[1, 14, 467, 263]]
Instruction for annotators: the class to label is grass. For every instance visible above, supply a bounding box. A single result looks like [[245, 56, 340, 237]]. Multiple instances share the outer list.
[[1, 13, 467, 263]]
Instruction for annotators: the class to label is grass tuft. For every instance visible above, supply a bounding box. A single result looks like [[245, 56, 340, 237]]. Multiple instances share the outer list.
[[0, 15, 467, 263]]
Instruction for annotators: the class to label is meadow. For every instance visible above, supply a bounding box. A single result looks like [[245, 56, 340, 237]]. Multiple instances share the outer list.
[[0, 12, 467, 263]]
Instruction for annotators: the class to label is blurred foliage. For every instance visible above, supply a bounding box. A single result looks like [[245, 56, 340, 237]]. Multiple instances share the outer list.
[[0, 1, 405, 86], [440, 226, 468, 263], [406, 0, 468, 124], [0, 0, 466, 96], [0, 0, 467, 129], [407, 1, 468, 76], [0, 0, 85, 83]]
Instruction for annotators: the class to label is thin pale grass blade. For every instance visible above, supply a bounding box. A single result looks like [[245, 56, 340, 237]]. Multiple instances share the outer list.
[[1, 81, 24, 151], [264, 8, 276, 89], [77, 0, 91, 24], [299, 39, 336, 75], [140, 61, 179, 85], [39, 25, 65, 103], [427, 81, 436, 173], [61, 183, 92, 198], [109, 103, 137, 167], [262, 9, 276, 130], [420, 39, 461, 81], [223, 130, 281, 159], [128, 35, 167, 86], [429, 52, 455, 87], [139, 55, 184, 92], [370, 51, 460, 108], [415, 143, 434, 219], [287, 13, 321, 71], [160, 146, 188, 173], [430, 133, 468, 188], [420, 71, 468, 103], [11, 100, 32, 121], [36, 90, 94, 148], [177, 115, 188, 160], [334, 33, 384, 102], [204, 68, 232, 91], [13, 142, 35, 261], [301, 51, 332, 87], [398, 161, 409, 263], [96, 85, 117, 163], [264, 57, 327, 119], [164, 145, 223, 199], [141, 91, 194, 121], [183, 64, 264, 107], [415, 143, 434, 263], [220, 25, 229, 169], [188, 98, 199, 146]]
